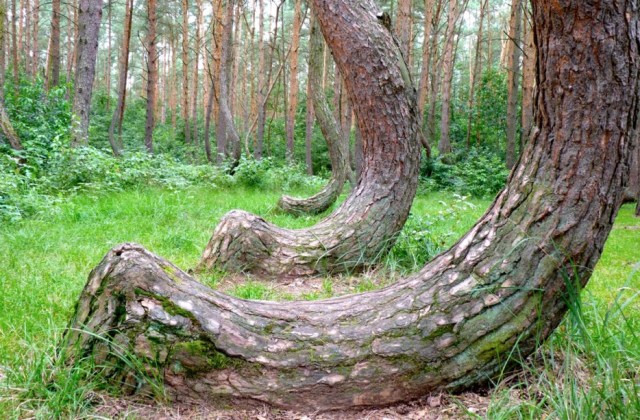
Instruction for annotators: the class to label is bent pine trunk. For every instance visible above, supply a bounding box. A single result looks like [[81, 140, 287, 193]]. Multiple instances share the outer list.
[[277, 16, 350, 216], [200, 0, 420, 277], [64, 0, 638, 412]]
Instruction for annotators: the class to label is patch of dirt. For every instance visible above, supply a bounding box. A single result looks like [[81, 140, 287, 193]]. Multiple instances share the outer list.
[[208, 267, 403, 301], [93, 391, 493, 419]]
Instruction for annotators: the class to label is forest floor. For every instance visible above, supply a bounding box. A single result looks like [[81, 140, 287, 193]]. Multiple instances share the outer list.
[[0, 187, 638, 418]]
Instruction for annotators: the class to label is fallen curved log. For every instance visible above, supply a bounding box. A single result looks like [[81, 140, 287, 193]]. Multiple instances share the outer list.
[[199, 0, 420, 277], [64, 0, 638, 412], [277, 16, 350, 216]]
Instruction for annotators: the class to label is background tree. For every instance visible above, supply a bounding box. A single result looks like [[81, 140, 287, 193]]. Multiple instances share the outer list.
[[70, 0, 104, 147]]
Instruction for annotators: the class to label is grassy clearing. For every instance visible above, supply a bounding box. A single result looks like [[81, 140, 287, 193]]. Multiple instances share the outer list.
[[0, 186, 638, 418]]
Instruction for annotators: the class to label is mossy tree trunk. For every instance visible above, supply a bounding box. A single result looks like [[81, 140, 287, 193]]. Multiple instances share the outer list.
[[199, 0, 420, 277], [277, 16, 350, 216], [64, 0, 638, 412]]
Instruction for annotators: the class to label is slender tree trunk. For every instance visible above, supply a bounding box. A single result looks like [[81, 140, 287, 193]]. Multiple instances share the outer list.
[[215, 0, 241, 165], [70, 0, 104, 147], [305, 70, 314, 175], [0, 1, 6, 102], [521, 6, 535, 146], [285, 0, 302, 163], [254, 0, 267, 159], [23, 0, 30, 76], [182, 0, 191, 145], [31, 0, 39, 76], [277, 15, 351, 216], [417, 0, 437, 120], [394, 0, 411, 63], [438, 0, 467, 156], [203, 68, 215, 162], [105, 1, 112, 110], [46, 0, 61, 90], [191, 0, 203, 146], [65, 0, 639, 411], [11, 0, 18, 85], [144, 0, 158, 154], [170, 29, 178, 132], [465, 0, 488, 148], [0, 102, 21, 150], [107, 0, 133, 156], [200, 0, 420, 276], [505, 0, 522, 169]]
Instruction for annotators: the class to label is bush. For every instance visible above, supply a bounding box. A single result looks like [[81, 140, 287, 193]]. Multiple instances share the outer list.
[[422, 147, 509, 198]]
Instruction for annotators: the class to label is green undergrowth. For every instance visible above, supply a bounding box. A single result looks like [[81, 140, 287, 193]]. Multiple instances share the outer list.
[[0, 186, 638, 418]]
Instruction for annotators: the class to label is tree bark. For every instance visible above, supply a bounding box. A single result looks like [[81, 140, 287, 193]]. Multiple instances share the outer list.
[[181, 0, 191, 145], [31, 0, 39, 77], [144, 0, 158, 154], [192, 0, 203, 146], [285, 0, 302, 163], [107, 0, 133, 156], [0, 0, 6, 102], [64, 0, 638, 411], [46, 0, 61, 90], [199, 0, 419, 277], [521, 6, 535, 147], [277, 16, 350, 216], [394, 0, 411, 63], [417, 0, 437, 120], [215, 0, 241, 165], [505, 0, 523, 169], [0, 102, 22, 150], [10, 0, 18, 85], [70, 0, 103, 147], [304, 64, 314, 176], [438, 0, 466, 156]]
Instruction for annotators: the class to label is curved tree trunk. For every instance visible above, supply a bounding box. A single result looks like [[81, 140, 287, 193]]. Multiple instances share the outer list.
[[277, 16, 350, 216], [199, 0, 420, 277], [64, 0, 638, 412]]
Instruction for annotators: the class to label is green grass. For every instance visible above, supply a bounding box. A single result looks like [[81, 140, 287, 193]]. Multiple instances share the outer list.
[[0, 186, 638, 418]]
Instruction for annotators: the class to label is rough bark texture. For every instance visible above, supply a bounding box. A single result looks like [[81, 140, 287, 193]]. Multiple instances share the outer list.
[[199, 0, 420, 277], [506, 0, 523, 169], [63, 0, 638, 412], [70, 0, 103, 147], [277, 17, 350, 216], [521, 7, 536, 147], [144, 0, 158, 154], [395, 0, 412, 64], [46, 0, 61, 90]]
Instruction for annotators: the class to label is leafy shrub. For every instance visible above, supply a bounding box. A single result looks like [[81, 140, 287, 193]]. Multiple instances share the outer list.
[[388, 195, 477, 270], [422, 147, 509, 198]]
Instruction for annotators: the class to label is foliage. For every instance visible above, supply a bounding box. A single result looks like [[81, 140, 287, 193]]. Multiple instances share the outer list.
[[387, 194, 479, 271], [422, 147, 509, 198]]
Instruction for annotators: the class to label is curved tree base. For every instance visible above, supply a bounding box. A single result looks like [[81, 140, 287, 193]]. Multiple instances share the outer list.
[[198, 209, 370, 278], [198, 1, 420, 278], [277, 177, 345, 216]]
